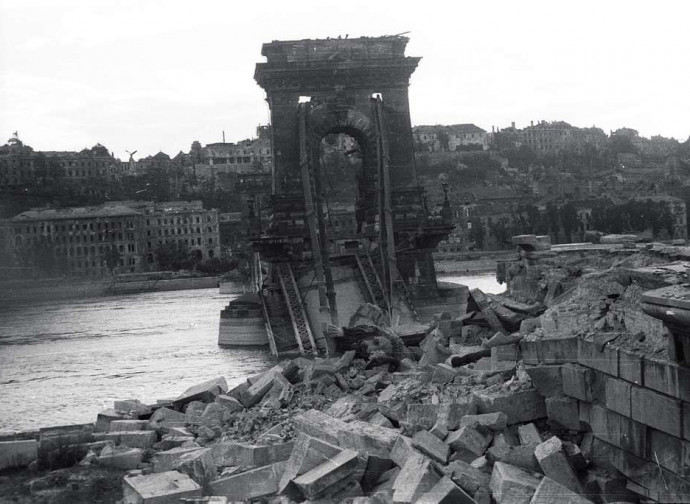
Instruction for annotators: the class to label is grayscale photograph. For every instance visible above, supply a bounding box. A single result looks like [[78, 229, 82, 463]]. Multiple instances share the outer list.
[[1, 0, 689, 502]]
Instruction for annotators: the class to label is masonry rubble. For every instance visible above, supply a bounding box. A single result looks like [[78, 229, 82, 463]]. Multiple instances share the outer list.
[[10, 242, 690, 502]]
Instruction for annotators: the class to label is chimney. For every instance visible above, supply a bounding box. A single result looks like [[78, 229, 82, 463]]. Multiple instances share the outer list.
[[511, 121, 515, 129], [531, 120, 534, 127]]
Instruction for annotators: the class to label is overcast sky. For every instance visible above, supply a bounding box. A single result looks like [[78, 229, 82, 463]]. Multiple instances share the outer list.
[[1, 0, 689, 160]]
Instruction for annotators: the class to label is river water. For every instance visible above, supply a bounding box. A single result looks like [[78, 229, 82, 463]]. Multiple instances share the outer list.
[[0, 273, 502, 434]]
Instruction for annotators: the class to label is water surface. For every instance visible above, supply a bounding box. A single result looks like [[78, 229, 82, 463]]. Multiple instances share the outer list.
[[0, 288, 272, 434], [0, 273, 503, 433]]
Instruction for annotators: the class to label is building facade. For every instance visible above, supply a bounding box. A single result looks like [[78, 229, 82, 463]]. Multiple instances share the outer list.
[[0, 135, 124, 189], [7, 205, 144, 277], [112, 200, 221, 266], [2, 200, 221, 277], [413, 124, 489, 152]]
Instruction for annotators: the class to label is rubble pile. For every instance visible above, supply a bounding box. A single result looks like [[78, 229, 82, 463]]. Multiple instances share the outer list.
[[6, 247, 690, 502]]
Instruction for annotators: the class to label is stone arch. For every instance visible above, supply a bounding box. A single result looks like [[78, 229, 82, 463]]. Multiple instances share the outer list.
[[307, 103, 380, 228]]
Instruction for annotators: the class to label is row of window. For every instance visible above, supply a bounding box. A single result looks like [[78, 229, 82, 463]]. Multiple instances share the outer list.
[[14, 221, 135, 235], [54, 243, 136, 257], [146, 215, 213, 226]]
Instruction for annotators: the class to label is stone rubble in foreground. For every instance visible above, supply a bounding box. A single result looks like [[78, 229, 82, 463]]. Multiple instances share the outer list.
[[7, 243, 690, 503]]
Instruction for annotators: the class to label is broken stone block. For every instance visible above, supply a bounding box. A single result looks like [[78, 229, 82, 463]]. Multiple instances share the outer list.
[[416, 475, 476, 504], [524, 365, 564, 397], [97, 447, 144, 470], [517, 423, 541, 445], [122, 470, 202, 504], [172, 447, 216, 490], [563, 442, 587, 471], [155, 435, 194, 451], [486, 444, 541, 474], [293, 449, 360, 499], [531, 476, 593, 503], [561, 364, 593, 402], [200, 403, 225, 428], [105, 430, 157, 449], [390, 436, 415, 468], [406, 404, 439, 431], [172, 377, 228, 409], [209, 440, 294, 468], [459, 412, 508, 431], [310, 479, 363, 503], [432, 364, 458, 384], [208, 461, 287, 501], [278, 434, 343, 496], [489, 462, 540, 504], [392, 453, 441, 503], [152, 446, 206, 473], [443, 460, 490, 494], [0, 440, 38, 471], [413, 430, 450, 464], [474, 388, 546, 425], [368, 411, 394, 428], [96, 408, 128, 432], [337, 419, 401, 458], [371, 466, 400, 497], [360, 455, 395, 492], [546, 396, 581, 431], [445, 424, 493, 458], [225, 380, 249, 401], [215, 394, 243, 413], [114, 399, 152, 417], [534, 436, 585, 495], [291, 409, 344, 446], [110, 420, 149, 432], [474, 486, 491, 504], [149, 407, 187, 433], [184, 401, 206, 424]]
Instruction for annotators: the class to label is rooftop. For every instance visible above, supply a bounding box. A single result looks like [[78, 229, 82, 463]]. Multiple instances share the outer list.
[[11, 205, 141, 221]]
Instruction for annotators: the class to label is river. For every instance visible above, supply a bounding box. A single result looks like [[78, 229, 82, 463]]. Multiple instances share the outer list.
[[0, 273, 502, 434]]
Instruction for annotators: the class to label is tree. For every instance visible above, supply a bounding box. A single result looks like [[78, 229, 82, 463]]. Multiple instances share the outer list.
[[468, 218, 485, 250], [560, 203, 579, 242], [154, 241, 194, 271], [546, 204, 561, 241]]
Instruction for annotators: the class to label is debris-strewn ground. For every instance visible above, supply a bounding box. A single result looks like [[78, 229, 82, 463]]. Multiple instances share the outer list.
[[2, 246, 689, 503]]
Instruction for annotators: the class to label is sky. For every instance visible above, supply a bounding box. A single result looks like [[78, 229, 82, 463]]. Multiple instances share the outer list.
[[1, 0, 689, 160]]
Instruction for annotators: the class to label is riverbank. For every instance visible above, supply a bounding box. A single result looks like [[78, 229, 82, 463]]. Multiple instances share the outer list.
[[0, 275, 224, 306]]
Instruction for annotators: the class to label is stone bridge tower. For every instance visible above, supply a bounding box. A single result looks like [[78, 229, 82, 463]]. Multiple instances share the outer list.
[[249, 36, 456, 356]]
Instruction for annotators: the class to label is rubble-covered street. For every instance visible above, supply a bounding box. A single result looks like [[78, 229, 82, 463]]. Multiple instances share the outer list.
[[3, 238, 690, 503]]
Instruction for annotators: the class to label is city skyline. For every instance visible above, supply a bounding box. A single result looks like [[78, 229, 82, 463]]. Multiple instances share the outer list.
[[1, 0, 689, 159]]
